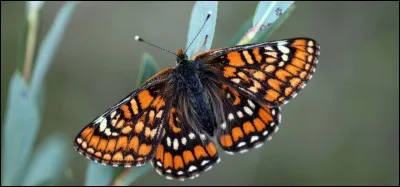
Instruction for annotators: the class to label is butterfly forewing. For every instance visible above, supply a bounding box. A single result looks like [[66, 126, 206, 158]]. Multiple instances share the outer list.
[[74, 68, 173, 167], [198, 38, 320, 107]]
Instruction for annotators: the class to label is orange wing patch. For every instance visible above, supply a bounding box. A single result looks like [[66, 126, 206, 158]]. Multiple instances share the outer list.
[[74, 68, 173, 167]]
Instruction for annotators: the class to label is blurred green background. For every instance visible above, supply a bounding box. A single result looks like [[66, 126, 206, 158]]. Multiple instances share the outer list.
[[1, 1, 399, 186]]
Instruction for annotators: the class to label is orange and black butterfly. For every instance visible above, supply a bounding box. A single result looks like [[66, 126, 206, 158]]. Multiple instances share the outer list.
[[74, 20, 320, 181]]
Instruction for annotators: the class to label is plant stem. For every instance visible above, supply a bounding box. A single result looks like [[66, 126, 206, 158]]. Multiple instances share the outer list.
[[23, 10, 40, 84]]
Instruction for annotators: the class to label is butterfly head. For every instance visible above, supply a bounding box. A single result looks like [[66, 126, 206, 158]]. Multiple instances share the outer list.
[[176, 48, 188, 64]]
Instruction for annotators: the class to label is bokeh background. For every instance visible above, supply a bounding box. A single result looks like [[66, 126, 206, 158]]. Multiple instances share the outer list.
[[1, 1, 399, 186]]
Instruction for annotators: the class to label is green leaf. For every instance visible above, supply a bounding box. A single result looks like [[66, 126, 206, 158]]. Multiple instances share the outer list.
[[237, 1, 295, 45], [1, 72, 39, 186], [251, 3, 296, 43], [21, 133, 70, 186], [252, 1, 294, 29], [186, 1, 218, 58], [136, 53, 160, 87], [30, 1, 80, 99], [1, 2, 79, 186]]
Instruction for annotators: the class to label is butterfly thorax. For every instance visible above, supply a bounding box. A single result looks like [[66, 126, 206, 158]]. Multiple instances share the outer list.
[[174, 50, 216, 136]]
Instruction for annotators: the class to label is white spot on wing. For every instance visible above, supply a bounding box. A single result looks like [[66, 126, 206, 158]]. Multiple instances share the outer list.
[[239, 149, 248, 154], [111, 111, 117, 118], [188, 165, 197, 172], [99, 120, 107, 132], [263, 130, 269, 136], [244, 106, 253, 115], [274, 126, 280, 133], [250, 136, 259, 143], [278, 45, 290, 54], [181, 137, 187, 145], [201, 160, 210, 166], [237, 142, 246, 148], [173, 138, 179, 150], [156, 110, 163, 118], [76, 138, 82, 144], [277, 41, 288, 45], [247, 100, 256, 109], [167, 137, 171, 147], [278, 114, 282, 123], [156, 169, 163, 176], [177, 171, 184, 175], [221, 122, 227, 129], [225, 151, 234, 155], [189, 133, 195, 139], [94, 116, 105, 124], [111, 132, 119, 136], [282, 54, 288, 61], [228, 113, 234, 121], [231, 78, 241, 83], [236, 111, 244, 118], [265, 46, 273, 51], [157, 161, 162, 167], [104, 128, 111, 136]]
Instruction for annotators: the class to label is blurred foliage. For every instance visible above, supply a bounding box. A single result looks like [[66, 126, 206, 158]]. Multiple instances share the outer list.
[[1, 1, 79, 186]]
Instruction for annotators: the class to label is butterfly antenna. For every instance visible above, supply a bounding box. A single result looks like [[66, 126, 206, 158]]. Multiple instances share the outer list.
[[135, 35, 177, 57], [184, 11, 212, 55]]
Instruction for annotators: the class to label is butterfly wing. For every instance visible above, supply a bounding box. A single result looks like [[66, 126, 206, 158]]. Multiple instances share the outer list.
[[74, 68, 174, 167], [201, 76, 281, 153], [152, 93, 220, 180], [197, 38, 320, 107], [198, 38, 319, 153]]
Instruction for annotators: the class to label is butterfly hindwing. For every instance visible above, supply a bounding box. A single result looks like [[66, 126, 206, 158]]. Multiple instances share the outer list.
[[213, 83, 281, 153], [152, 105, 220, 180], [74, 68, 173, 167], [197, 38, 320, 107]]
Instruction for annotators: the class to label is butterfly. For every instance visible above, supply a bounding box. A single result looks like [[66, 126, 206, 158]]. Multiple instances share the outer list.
[[73, 32, 320, 180]]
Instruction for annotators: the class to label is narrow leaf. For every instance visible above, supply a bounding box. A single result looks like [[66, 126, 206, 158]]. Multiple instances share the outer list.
[[136, 53, 160, 87], [251, 3, 296, 43], [30, 1, 80, 98], [186, 1, 218, 58], [238, 1, 294, 45], [21, 133, 70, 186], [253, 1, 294, 30], [1, 72, 39, 186]]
